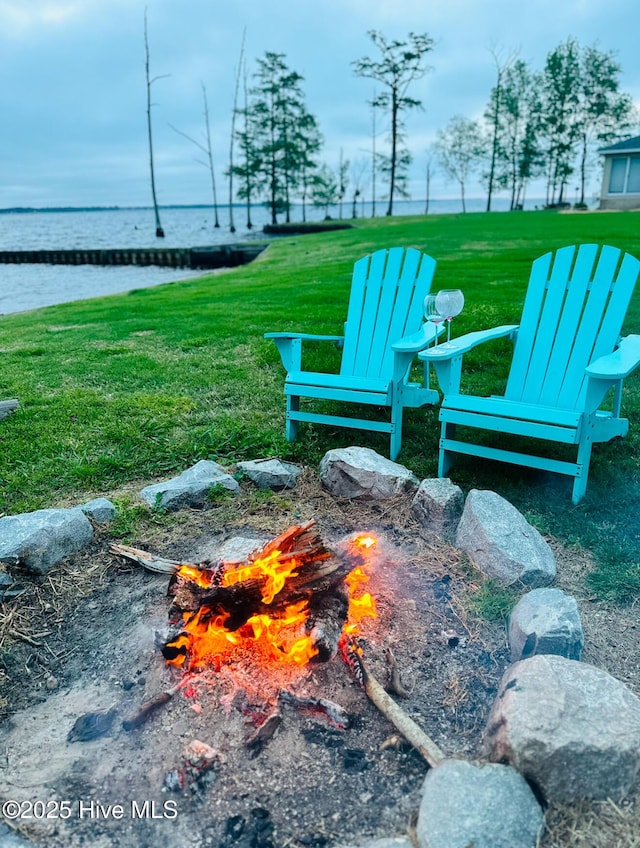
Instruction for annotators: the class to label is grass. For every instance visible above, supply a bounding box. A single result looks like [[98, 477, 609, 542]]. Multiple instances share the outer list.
[[1, 208, 639, 602]]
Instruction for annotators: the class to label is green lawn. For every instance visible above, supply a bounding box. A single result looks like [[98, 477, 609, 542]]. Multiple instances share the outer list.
[[1, 208, 639, 600]]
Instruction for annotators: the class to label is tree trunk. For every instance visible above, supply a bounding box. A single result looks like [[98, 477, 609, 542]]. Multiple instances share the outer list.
[[144, 12, 165, 239], [386, 90, 398, 216]]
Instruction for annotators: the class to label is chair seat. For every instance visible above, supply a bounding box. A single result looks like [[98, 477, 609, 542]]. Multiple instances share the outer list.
[[442, 394, 583, 428], [285, 370, 391, 394]]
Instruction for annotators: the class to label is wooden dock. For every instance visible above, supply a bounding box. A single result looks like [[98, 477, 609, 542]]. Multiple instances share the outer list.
[[0, 242, 267, 270]]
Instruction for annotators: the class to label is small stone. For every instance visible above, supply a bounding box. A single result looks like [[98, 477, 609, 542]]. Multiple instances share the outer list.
[[216, 536, 264, 563], [508, 587, 584, 662], [78, 497, 117, 523], [411, 477, 464, 541], [140, 459, 239, 511], [45, 676, 59, 690], [237, 458, 302, 490]]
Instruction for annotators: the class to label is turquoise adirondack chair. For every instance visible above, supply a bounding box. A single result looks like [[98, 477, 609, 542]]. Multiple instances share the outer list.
[[265, 246, 442, 459], [419, 244, 640, 503]]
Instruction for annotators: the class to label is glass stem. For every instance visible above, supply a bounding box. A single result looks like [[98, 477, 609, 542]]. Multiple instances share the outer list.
[[447, 319, 452, 344]]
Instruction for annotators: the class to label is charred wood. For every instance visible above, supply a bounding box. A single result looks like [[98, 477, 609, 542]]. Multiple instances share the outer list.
[[244, 710, 283, 753], [122, 681, 183, 731], [279, 691, 350, 730], [306, 584, 349, 662]]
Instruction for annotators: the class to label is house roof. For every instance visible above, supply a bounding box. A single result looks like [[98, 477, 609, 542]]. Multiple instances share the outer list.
[[599, 135, 640, 155]]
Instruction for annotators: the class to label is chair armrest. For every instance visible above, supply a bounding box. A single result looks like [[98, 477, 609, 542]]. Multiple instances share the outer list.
[[417, 324, 518, 395], [264, 332, 344, 373], [417, 324, 518, 362], [586, 335, 640, 380], [264, 332, 344, 343], [391, 322, 442, 354]]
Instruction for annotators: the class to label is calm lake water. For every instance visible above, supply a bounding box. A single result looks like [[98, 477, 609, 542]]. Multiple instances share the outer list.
[[0, 199, 543, 315]]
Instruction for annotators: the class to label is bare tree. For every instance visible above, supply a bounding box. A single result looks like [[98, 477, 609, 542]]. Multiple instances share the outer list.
[[228, 28, 246, 233], [370, 92, 378, 217], [353, 30, 434, 216], [349, 158, 368, 218], [485, 44, 518, 211], [144, 8, 168, 238], [337, 149, 349, 219], [241, 63, 253, 229], [424, 148, 435, 214], [169, 82, 220, 228]]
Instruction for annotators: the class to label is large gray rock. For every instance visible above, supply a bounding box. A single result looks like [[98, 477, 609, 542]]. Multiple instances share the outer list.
[[509, 588, 584, 662], [140, 459, 239, 510], [416, 759, 543, 848], [455, 489, 555, 587], [237, 458, 302, 490], [411, 477, 464, 541], [484, 655, 640, 801], [320, 446, 418, 499], [0, 508, 94, 575]]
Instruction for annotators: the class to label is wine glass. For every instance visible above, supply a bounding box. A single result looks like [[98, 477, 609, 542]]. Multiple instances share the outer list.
[[434, 289, 465, 349], [423, 294, 446, 353]]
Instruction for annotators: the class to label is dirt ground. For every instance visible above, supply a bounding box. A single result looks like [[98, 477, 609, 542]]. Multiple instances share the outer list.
[[0, 469, 639, 848]]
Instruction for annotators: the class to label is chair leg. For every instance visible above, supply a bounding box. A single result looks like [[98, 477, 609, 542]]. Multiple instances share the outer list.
[[572, 435, 593, 504], [286, 395, 300, 442], [438, 421, 456, 477], [390, 404, 403, 460]]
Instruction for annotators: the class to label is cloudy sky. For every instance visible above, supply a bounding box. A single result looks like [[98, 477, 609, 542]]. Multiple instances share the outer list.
[[0, 0, 638, 209]]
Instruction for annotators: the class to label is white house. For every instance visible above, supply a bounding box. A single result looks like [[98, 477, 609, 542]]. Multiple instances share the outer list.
[[598, 135, 640, 210]]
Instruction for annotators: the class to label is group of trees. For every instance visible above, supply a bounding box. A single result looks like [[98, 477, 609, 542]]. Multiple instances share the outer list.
[[228, 30, 434, 225], [435, 39, 636, 212], [158, 30, 636, 230]]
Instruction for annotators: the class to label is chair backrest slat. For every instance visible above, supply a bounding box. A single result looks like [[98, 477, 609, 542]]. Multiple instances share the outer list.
[[504, 250, 554, 401], [340, 247, 435, 379], [556, 245, 622, 407], [518, 246, 580, 403], [505, 244, 639, 411], [537, 245, 598, 407]]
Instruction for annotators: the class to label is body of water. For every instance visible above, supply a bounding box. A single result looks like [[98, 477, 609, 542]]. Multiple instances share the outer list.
[[0, 198, 545, 315]]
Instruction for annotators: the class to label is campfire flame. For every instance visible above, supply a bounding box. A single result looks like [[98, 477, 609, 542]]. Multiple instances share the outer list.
[[165, 531, 379, 673]]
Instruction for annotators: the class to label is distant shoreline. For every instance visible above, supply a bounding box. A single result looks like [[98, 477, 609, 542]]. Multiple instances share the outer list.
[[0, 198, 550, 215], [0, 204, 221, 214]]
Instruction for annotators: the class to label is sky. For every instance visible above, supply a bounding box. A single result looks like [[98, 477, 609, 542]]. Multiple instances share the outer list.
[[0, 0, 638, 209]]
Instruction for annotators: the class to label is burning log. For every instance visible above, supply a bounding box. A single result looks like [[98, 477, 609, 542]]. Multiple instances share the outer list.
[[343, 640, 444, 768], [162, 522, 372, 671], [305, 584, 350, 662]]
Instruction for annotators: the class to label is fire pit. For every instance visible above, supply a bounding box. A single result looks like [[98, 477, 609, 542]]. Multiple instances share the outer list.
[[0, 479, 510, 848]]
